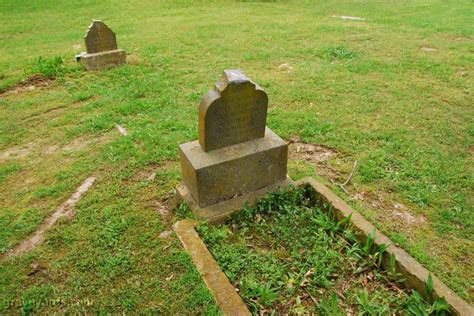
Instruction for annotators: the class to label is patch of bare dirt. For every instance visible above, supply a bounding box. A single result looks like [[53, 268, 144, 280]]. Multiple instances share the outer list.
[[3, 176, 96, 259], [456, 69, 469, 78], [72, 43, 83, 50], [130, 161, 177, 219], [353, 190, 426, 228], [1, 133, 113, 161], [288, 136, 425, 228], [126, 52, 141, 65], [133, 165, 160, 182], [289, 137, 335, 163], [451, 36, 472, 41], [131, 160, 177, 182], [0, 142, 35, 159], [64, 133, 112, 153], [156, 200, 170, 218], [1, 74, 53, 95], [27, 262, 45, 276], [21, 104, 68, 124], [288, 135, 341, 180], [62, 134, 110, 152]]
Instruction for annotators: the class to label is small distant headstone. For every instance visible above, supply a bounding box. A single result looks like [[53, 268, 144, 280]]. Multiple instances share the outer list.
[[76, 20, 126, 70], [178, 70, 288, 216]]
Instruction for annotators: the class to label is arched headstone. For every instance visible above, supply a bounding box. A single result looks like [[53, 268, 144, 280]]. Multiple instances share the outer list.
[[178, 70, 289, 215], [77, 20, 126, 70], [85, 20, 118, 54], [199, 70, 268, 152]]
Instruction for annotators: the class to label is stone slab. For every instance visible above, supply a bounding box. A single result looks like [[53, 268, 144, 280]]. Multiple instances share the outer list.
[[296, 177, 473, 316], [199, 70, 267, 152], [85, 20, 118, 54], [173, 219, 250, 315], [80, 49, 126, 70], [177, 176, 293, 224], [179, 127, 287, 208]]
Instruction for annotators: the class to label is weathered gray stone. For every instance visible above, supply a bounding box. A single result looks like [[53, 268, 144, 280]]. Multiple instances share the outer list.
[[80, 49, 126, 70], [78, 20, 126, 70], [199, 69, 267, 152], [180, 128, 287, 207], [177, 177, 293, 224], [173, 219, 251, 315], [85, 20, 118, 54], [178, 70, 288, 212]]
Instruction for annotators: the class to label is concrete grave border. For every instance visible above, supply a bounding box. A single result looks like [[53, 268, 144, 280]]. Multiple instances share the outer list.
[[174, 177, 473, 315], [173, 219, 251, 316]]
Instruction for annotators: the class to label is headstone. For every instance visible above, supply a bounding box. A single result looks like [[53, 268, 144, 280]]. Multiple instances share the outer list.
[[77, 20, 126, 70], [179, 70, 288, 215], [199, 70, 268, 151], [84, 20, 118, 54]]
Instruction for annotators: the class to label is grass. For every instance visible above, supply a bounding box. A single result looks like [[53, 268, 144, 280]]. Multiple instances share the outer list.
[[0, 0, 472, 312], [317, 46, 360, 61], [198, 186, 451, 314], [31, 56, 66, 79]]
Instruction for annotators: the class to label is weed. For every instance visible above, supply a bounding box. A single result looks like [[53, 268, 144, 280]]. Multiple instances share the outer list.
[[317, 46, 360, 61], [174, 202, 195, 220], [358, 229, 390, 268], [387, 253, 406, 283], [317, 294, 344, 315], [199, 187, 442, 314], [31, 56, 65, 79], [349, 229, 390, 271], [242, 279, 278, 308], [356, 289, 390, 315], [406, 274, 451, 315]]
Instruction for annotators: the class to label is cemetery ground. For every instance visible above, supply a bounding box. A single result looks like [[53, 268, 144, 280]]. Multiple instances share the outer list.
[[0, 0, 472, 313]]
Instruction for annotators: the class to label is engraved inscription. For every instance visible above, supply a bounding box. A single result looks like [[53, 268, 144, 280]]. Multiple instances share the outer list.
[[84, 20, 118, 54], [199, 70, 268, 152]]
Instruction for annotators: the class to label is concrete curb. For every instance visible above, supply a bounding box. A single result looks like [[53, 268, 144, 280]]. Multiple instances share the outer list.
[[173, 219, 251, 316], [297, 177, 472, 316], [175, 177, 472, 315]]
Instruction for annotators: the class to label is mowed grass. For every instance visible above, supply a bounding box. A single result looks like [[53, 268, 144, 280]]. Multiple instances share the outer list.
[[0, 0, 473, 312]]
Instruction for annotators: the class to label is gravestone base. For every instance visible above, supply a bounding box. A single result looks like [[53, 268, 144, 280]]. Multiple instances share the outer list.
[[179, 128, 289, 221], [79, 49, 126, 70], [177, 176, 293, 224], [180, 127, 287, 207]]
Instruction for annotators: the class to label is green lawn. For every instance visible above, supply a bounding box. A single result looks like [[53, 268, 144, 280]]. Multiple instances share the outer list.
[[0, 0, 473, 313]]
